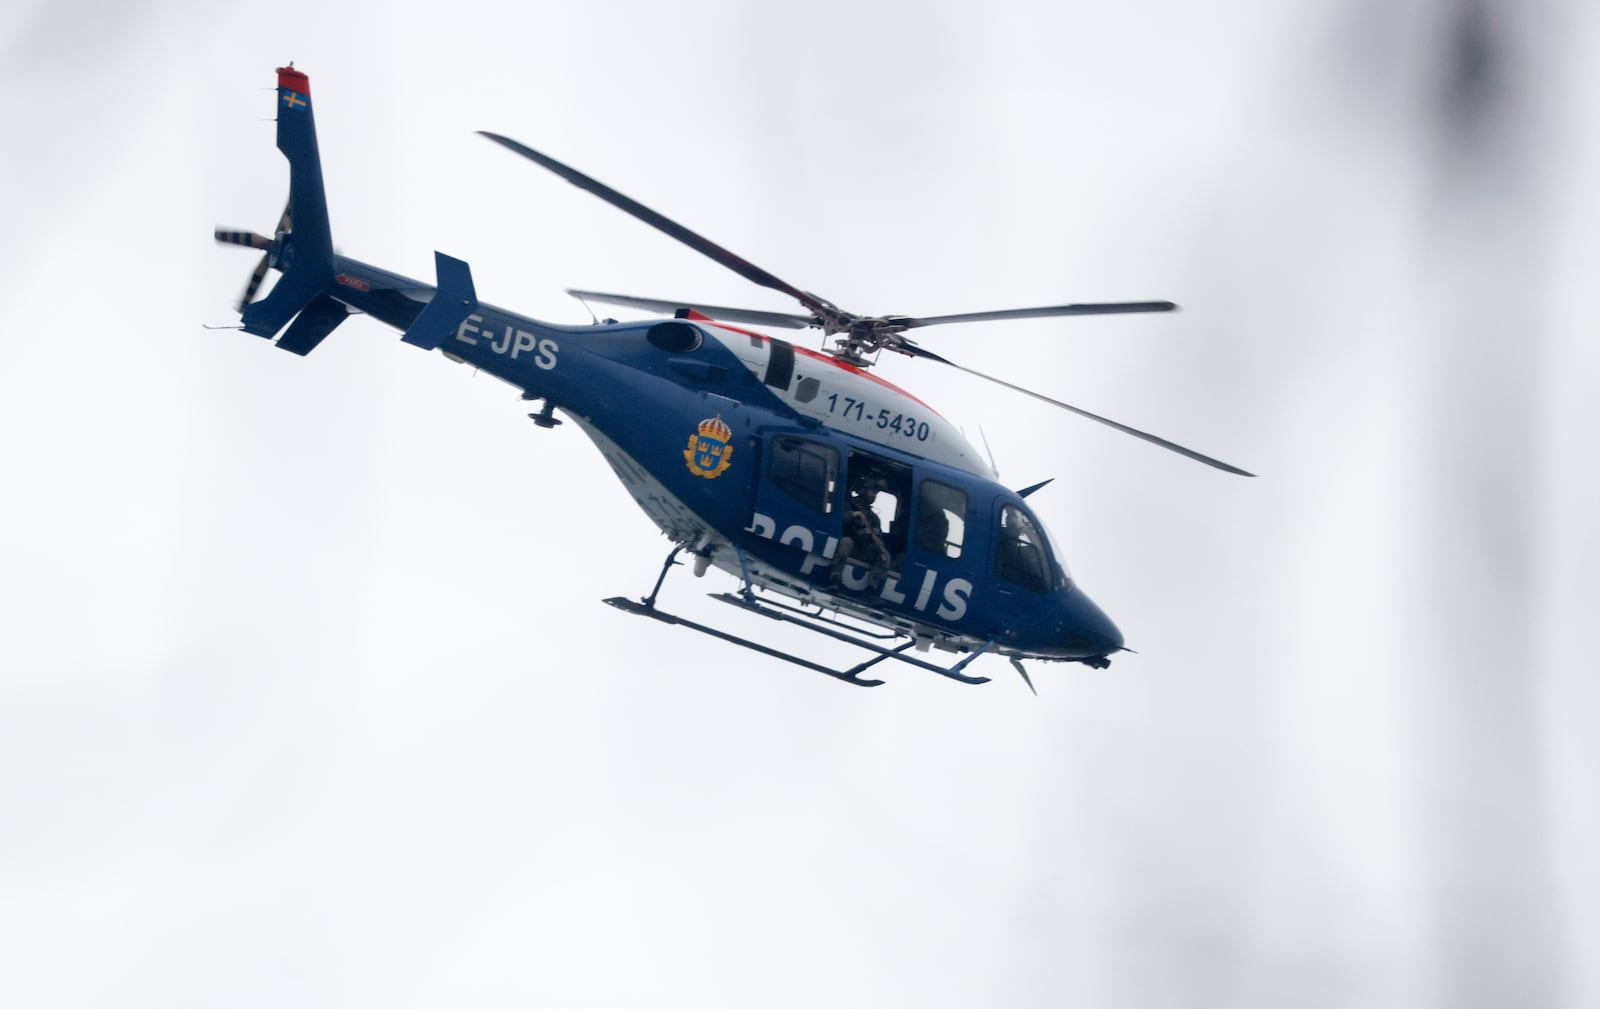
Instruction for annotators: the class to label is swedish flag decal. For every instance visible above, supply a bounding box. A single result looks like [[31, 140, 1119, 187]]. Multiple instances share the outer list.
[[277, 65, 312, 113]]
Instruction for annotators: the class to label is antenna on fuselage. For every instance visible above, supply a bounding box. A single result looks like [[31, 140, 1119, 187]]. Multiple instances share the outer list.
[[978, 426, 999, 478]]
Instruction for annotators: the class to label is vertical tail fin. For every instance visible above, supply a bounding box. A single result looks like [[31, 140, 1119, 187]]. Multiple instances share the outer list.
[[235, 66, 337, 339]]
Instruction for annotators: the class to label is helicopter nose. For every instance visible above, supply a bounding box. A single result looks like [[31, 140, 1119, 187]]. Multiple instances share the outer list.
[[1056, 587, 1125, 659]]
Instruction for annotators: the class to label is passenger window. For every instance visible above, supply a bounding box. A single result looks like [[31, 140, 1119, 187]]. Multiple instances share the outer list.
[[996, 504, 1052, 591], [869, 488, 900, 534], [915, 480, 967, 559], [769, 437, 837, 513]]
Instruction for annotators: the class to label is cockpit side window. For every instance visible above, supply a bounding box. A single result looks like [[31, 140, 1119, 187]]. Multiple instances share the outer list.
[[769, 437, 837, 514], [996, 503, 1052, 592], [915, 480, 968, 559]]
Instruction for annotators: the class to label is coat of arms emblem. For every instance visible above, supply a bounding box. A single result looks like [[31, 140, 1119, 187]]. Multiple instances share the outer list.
[[684, 415, 734, 479]]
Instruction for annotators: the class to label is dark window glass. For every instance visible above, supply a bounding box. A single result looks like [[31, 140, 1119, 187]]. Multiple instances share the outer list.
[[996, 504, 1052, 591], [769, 437, 837, 513], [915, 480, 968, 559]]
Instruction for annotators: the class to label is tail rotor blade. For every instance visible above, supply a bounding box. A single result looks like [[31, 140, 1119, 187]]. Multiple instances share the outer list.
[[238, 253, 271, 312], [214, 228, 273, 250], [214, 197, 291, 252]]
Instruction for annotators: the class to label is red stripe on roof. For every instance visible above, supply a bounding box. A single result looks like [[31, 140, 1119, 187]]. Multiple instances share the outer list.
[[705, 320, 768, 342], [709, 324, 938, 415], [791, 345, 937, 413]]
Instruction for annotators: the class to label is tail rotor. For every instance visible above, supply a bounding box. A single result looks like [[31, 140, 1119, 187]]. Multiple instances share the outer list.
[[214, 203, 292, 313]]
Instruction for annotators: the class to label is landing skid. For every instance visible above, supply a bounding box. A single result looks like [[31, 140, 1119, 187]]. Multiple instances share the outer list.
[[602, 547, 994, 688], [705, 593, 993, 685]]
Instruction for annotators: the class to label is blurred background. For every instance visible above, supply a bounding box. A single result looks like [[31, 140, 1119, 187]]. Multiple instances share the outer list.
[[1, 1, 1595, 1006]]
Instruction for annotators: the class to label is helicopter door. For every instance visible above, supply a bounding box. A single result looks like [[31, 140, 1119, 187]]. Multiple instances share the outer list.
[[869, 475, 971, 613], [750, 434, 842, 566]]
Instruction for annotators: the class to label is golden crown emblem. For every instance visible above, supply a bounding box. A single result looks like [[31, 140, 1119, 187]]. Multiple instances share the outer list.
[[696, 415, 731, 442], [685, 414, 734, 479]]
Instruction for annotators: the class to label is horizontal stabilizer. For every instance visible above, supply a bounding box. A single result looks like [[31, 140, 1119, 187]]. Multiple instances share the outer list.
[[276, 294, 349, 356], [401, 252, 478, 350]]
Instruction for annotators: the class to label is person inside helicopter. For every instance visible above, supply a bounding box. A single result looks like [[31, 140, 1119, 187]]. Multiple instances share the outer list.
[[995, 502, 1054, 592], [834, 469, 895, 588]]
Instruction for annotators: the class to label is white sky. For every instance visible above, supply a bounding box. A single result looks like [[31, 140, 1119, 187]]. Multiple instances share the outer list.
[[2, 1, 1597, 1007]]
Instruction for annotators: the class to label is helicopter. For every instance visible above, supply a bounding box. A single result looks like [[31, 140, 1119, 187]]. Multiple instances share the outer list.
[[214, 66, 1252, 691]]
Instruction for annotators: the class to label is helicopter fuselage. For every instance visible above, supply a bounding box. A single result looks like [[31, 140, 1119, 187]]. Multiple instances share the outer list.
[[326, 256, 1124, 664], [216, 65, 1166, 682]]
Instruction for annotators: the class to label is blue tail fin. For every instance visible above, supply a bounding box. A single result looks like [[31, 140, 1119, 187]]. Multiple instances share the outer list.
[[239, 66, 338, 340]]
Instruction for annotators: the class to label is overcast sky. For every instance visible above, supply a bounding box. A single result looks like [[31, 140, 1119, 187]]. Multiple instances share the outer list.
[[2, 1, 1597, 1007]]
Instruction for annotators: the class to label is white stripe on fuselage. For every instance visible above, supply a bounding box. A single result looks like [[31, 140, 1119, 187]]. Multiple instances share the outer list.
[[705, 325, 997, 479]]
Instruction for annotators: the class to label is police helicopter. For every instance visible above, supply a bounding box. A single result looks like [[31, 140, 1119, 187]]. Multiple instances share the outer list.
[[214, 66, 1252, 691]]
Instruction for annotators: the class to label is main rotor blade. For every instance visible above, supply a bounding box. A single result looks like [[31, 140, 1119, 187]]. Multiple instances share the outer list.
[[904, 344, 1254, 476], [565, 289, 814, 329], [478, 132, 841, 324], [896, 301, 1177, 330]]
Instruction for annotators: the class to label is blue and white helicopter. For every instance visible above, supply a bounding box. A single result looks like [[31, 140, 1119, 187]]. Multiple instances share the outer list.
[[214, 66, 1252, 690]]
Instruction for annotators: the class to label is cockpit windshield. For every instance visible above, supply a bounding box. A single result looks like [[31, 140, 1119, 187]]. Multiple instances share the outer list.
[[1031, 511, 1072, 585], [996, 503, 1065, 593]]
